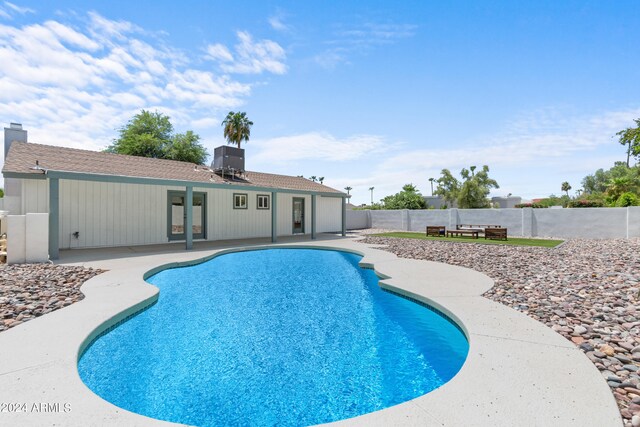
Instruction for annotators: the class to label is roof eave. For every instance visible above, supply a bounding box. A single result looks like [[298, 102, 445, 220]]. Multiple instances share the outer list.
[[3, 169, 346, 197]]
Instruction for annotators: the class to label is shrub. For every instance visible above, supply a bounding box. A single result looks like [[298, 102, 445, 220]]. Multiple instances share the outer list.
[[615, 192, 639, 207], [566, 199, 605, 208], [515, 203, 547, 208]]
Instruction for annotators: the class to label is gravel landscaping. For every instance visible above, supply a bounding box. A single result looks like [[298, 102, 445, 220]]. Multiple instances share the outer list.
[[362, 231, 640, 426], [0, 263, 104, 333]]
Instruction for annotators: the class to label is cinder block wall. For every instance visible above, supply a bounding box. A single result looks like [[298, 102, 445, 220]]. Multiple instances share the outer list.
[[347, 207, 640, 239]]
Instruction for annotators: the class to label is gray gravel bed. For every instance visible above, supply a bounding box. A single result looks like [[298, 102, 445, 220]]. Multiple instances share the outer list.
[[362, 234, 640, 426], [0, 263, 105, 333]]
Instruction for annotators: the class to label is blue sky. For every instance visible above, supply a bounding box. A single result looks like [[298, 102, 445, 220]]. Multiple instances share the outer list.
[[1, 1, 639, 204]]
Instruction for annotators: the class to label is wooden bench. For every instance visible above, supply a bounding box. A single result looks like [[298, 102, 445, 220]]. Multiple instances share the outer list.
[[446, 229, 479, 239], [426, 226, 446, 237], [485, 227, 507, 240]]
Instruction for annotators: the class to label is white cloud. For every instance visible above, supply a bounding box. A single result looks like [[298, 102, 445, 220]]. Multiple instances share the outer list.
[[268, 14, 289, 32], [4, 2, 34, 15], [205, 43, 233, 62], [336, 23, 418, 44], [251, 132, 392, 164], [204, 31, 287, 75], [374, 107, 640, 175], [0, 12, 268, 172], [315, 21, 417, 69], [330, 107, 640, 204]]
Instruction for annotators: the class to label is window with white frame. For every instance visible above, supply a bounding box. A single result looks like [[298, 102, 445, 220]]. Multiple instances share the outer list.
[[257, 194, 270, 209], [233, 193, 248, 209]]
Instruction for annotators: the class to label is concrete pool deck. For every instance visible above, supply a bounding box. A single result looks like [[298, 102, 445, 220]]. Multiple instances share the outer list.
[[0, 234, 622, 426]]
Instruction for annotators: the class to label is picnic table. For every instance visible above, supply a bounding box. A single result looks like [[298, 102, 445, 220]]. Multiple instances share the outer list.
[[446, 229, 479, 239]]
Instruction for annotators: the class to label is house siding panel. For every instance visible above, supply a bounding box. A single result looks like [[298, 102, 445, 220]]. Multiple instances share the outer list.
[[201, 188, 271, 240], [13, 178, 341, 249], [317, 196, 342, 233], [58, 180, 170, 249], [21, 179, 48, 214]]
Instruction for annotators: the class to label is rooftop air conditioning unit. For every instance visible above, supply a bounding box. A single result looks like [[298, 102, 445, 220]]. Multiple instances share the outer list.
[[211, 145, 245, 173]]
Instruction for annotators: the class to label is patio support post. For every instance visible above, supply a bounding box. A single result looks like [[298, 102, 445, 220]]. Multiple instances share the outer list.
[[185, 185, 193, 250], [48, 177, 59, 260], [271, 191, 277, 243], [311, 194, 317, 239], [341, 196, 346, 237]]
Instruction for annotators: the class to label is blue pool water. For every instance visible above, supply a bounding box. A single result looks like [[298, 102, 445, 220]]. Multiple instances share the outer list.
[[78, 249, 468, 426]]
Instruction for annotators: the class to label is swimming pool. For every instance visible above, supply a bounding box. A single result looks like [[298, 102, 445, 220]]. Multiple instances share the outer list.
[[78, 248, 468, 426]]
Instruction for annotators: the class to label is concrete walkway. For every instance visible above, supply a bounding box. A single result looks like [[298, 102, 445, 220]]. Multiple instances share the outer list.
[[0, 234, 622, 426]]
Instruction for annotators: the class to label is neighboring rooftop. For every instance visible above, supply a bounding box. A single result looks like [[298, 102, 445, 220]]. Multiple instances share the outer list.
[[2, 142, 343, 194]]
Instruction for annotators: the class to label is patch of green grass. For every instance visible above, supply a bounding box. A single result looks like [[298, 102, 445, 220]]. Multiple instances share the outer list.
[[371, 232, 563, 248]]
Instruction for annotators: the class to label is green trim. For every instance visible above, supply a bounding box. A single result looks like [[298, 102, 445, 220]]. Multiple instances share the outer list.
[[233, 193, 248, 209], [311, 194, 317, 240], [28, 170, 346, 198], [2, 172, 46, 180], [341, 197, 346, 237], [256, 194, 270, 210], [167, 190, 206, 242], [49, 178, 59, 260], [185, 186, 193, 250], [292, 197, 305, 234], [271, 191, 277, 243]]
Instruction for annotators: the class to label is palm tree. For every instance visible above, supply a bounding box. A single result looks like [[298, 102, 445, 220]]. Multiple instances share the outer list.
[[222, 111, 253, 149], [561, 181, 572, 197], [319, 177, 324, 184], [428, 178, 435, 196], [369, 187, 375, 205], [606, 177, 631, 201], [344, 186, 352, 196], [309, 176, 317, 182]]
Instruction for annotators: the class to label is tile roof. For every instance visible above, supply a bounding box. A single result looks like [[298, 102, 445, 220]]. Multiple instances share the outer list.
[[2, 142, 343, 194]]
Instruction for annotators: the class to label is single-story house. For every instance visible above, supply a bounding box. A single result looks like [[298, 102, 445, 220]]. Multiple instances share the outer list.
[[2, 124, 347, 259]]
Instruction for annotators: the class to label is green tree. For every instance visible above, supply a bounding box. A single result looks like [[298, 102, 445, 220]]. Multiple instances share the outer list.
[[381, 184, 427, 210], [456, 165, 499, 208], [165, 131, 208, 164], [561, 181, 572, 197], [434, 169, 460, 207], [107, 110, 208, 164], [606, 176, 635, 203], [582, 162, 636, 194], [616, 118, 640, 167], [222, 111, 253, 149], [0, 188, 3, 198], [108, 110, 173, 158]]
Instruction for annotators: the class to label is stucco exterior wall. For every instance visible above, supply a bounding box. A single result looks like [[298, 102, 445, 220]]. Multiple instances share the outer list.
[[408, 210, 450, 232], [346, 209, 370, 230], [532, 207, 628, 238], [456, 208, 524, 235], [370, 210, 406, 230], [349, 207, 640, 239]]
